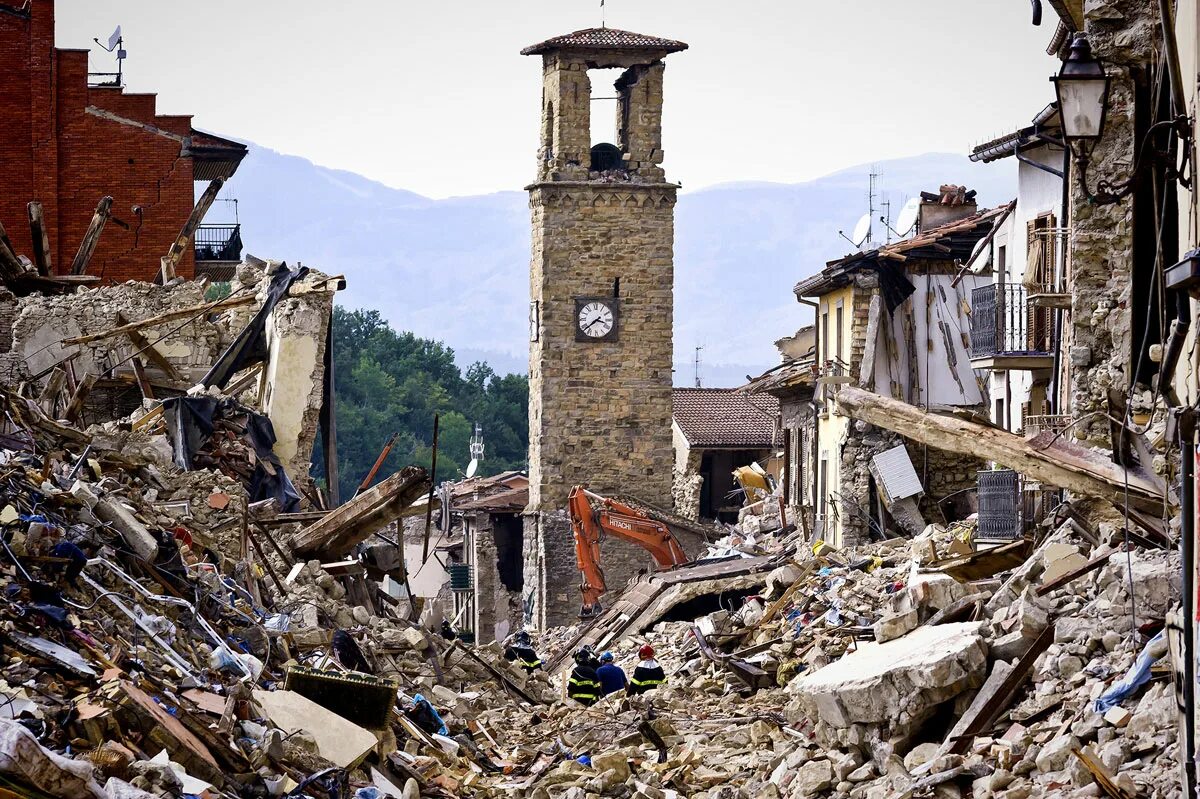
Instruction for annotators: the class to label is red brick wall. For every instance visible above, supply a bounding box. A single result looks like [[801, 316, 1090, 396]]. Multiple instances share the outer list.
[[0, 0, 197, 284]]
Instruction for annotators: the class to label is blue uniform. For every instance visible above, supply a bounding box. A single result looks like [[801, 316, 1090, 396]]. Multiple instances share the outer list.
[[596, 662, 627, 696]]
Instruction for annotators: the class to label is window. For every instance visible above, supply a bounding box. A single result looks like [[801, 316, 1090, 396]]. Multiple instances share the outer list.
[[995, 398, 1006, 431], [998, 245, 1007, 284], [821, 309, 830, 366], [835, 301, 844, 374]]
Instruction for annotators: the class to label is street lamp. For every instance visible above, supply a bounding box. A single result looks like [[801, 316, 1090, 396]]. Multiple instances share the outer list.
[[1052, 33, 1111, 158]]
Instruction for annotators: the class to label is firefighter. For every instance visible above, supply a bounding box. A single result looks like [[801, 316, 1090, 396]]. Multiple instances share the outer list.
[[627, 644, 666, 695], [503, 630, 542, 673], [567, 646, 601, 706], [596, 651, 627, 696]]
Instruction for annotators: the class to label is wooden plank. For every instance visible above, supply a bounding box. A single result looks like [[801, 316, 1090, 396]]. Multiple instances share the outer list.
[[162, 177, 223, 281], [1035, 551, 1111, 596], [62, 373, 96, 424], [131, 357, 155, 400], [858, 293, 882, 389], [116, 311, 184, 381], [946, 623, 1056, 754], [291, 465, 429, 557], [26, 201, 51, 276], [37, 367, 66, 416], [0, 221, 26, 280], [70, 196, 112, 275], [834, 386, 1166, 511], [62, 293, 257, 345], [1072, 746, 1135, 799], [935, 539, 1031, 582]]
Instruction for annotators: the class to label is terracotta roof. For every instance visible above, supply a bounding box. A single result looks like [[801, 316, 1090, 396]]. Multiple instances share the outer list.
[[672, 388, 779, 449], [740, 358, 817, 397], [794, 203, 1012, 298], [521, 27, 688, 56]]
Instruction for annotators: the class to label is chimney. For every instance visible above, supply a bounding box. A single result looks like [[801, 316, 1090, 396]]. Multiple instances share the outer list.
[[917, 184, 978, 232]]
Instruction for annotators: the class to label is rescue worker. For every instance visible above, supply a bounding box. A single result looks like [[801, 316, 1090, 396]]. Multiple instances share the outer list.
[[567, 646, 602, 706], [503, 630, 542, 673], [627, 644, 666, 695], [596, 651, 627, 696]]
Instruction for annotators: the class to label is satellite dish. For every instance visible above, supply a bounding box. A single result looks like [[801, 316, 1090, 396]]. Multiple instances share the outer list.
[[894, 197, 920, 238], [465, 458, 479, 479], [851, 214, 871, 248]]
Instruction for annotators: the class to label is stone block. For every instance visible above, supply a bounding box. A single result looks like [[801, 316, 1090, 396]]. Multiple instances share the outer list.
[[788, 623, 987, 745], [873, 609, 918, 643]]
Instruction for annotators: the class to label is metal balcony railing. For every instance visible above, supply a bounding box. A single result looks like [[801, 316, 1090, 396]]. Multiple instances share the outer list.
[[970, 284, 1053, 358], [194, 224, 242, 262], [1024, 414, 1072, 437]]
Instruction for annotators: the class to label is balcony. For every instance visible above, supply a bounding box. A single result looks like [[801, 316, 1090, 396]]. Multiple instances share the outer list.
[[969, 284, 1054, 370], [194, 224, 242, 282]]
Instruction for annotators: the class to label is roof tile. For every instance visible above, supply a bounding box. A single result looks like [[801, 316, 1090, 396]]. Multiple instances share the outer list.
[[672, 388, 778, 449], [522, 27, 688, 56]]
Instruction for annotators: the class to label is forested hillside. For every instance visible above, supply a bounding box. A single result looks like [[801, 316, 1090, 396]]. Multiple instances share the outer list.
[[312, 307, 528, 501]]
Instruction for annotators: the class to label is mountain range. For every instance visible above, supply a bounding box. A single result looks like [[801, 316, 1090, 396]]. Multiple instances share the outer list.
[[220, 147, 1015, 386]]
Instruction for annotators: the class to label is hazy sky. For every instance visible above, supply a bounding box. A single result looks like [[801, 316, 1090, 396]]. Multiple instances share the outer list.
[[56, 1, 1058, 199]]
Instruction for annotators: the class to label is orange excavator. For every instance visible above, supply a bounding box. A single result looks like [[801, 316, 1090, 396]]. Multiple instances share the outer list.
[[568, 485, 691, 619]]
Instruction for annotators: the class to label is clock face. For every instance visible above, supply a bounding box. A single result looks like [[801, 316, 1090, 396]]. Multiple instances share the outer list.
[[578, 301, 614, 338]]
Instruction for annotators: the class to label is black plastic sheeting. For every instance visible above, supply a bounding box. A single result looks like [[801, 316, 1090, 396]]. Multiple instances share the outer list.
[[200, 263, 309, 389], [162, 396, 301, 512]]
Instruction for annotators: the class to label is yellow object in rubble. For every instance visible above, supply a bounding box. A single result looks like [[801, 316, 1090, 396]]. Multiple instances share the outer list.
[[733, 466, 770, 504]]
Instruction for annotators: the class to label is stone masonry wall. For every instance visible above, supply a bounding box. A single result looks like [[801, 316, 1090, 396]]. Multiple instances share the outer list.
[[1066, 0, 1154, 446], [525, 182, 676, 629]]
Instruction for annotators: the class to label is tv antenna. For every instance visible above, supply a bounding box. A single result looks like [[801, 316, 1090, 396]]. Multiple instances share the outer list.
[[91, 26, 126, 87], [600, 0, 606, 27], [893, 196, 921, 239], [837, 168, 880, 250], [880, 196, 892, 244], [465, 423, 484, 478], [693, 345, 704, 388]]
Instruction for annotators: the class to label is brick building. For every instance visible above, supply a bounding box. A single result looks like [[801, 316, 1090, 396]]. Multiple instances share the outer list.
[[0, 0, 244, 284]]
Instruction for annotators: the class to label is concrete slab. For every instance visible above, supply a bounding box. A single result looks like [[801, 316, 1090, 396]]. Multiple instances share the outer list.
[[789, 622, 987, 745], [253, 689, 377, 768]]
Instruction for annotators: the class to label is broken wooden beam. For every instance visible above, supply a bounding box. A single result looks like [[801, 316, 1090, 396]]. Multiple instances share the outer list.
[[116, 311, 185, 381], [0, 221, 27, 280], [162, 177, 223, 282], [833, 386, 1166, 511], [291, 465, 429, 557], [62, 292, 257, 346], [62, 373, 97, 424], [70, 196, 113, 276], [26, 201, 51, 276]]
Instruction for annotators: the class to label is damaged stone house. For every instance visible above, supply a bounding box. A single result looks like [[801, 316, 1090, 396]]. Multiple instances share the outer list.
[[670, 387, 780, 523], [739, 328, 818, 535], [785, 189, 1003, 548]]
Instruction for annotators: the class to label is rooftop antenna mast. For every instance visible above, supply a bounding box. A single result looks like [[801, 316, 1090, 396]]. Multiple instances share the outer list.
[[600, 0, 606, 28], [694, 345, 703, 388], [866, 167, 880, 246], [880, 196, 892, 244], [91, 25, 126, 87]]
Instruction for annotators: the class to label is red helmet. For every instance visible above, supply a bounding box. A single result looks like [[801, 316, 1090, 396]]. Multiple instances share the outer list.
[[638, 644, 655, 660]]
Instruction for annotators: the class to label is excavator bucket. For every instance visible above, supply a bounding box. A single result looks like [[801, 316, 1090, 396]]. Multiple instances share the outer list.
[[579, 602, 603, 620]]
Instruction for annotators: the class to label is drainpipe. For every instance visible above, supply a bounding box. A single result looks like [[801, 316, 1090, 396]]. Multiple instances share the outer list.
[[1049, 143, 1070, 414], [1180, 408, 1197, 798], [798, 297, 821, 535]]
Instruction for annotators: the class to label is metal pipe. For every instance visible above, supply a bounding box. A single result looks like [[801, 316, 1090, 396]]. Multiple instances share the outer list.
[[1157, 0, 1187, 119], [85, 558, 253, 680], [1180, 411, 1197, 797], [798, 297, 821, 539]]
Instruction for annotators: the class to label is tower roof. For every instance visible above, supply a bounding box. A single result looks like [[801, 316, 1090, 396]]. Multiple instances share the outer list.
[[521, 27, 688, 56]]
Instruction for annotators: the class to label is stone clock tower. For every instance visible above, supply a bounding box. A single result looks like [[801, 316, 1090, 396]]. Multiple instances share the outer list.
[[521, 27, 687, 628]]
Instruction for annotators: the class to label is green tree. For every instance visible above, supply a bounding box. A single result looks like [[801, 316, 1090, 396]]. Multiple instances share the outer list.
[[312, 307, 528, 502]]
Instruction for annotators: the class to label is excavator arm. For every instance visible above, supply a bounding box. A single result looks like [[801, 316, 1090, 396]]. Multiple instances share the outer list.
[[568, 485, 690, 618]]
